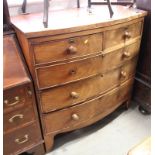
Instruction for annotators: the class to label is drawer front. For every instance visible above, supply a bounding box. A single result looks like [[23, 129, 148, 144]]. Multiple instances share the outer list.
[[43, 78, 134, 134], [4, 105, 36, 133], [40, 58, 137, 112], [36, 41, 140, 89], [104, 22, 142, 48], [102, 40, 140, 68], [4, 85, 33, 114], [33, 33, 103, 64], [36, 54, 103, 89], [4, 123, 42, 155]]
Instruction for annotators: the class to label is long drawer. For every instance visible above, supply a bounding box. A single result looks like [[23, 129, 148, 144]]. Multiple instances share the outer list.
[[40, 58, 137, 113], [4, 122, 42, 155], [43, 78, 134, 134], [36, 41, 140, 89], [104, 21, 142, 48], [33, 33, 103, 65], [4, 105, 36, 134]]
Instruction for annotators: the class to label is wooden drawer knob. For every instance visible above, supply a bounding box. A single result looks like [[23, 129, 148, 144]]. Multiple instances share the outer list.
[[4, 96, 20, 106], [67, 46, 77, 54], [123, 51, 131, 58], [9, 114, 24, 123], [124, 31, 131, 39], [70, 92, 79, 99], [15, 134, 29, 144], [121, 71, 127, 78], [72, 114, 79, 121]]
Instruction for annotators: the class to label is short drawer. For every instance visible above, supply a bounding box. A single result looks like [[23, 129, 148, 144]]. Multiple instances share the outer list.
[[104, 21, 142, 48], [4, 84, 33, 114], [40, 57, 137, 112], [43, 78, 134, 134], [4, 122, 42, 155], [33, 33, 103, 64], [4, 105, 36, 133], [36, 41, 140, 89], [102, 40, 140, 67]]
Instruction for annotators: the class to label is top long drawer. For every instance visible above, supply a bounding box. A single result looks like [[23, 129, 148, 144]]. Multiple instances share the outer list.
[[33, 33, 103, 65]]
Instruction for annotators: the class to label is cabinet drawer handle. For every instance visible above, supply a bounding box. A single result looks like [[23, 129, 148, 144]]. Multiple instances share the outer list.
[[4, 96, 20, 106], [9, 114, 24, 123], [123, 51, 131, 58], [67, 46, 77, 54], [124, 31, 131, 39], [72, 114, 79, 121], [15, 134, 29, 144], [121, 71, 127, 78], [70, 92, 79, 99]]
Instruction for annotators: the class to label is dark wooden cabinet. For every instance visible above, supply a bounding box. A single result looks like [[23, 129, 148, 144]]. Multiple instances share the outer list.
[[3, 34, 44, 155], [132, 0, 151, 114]]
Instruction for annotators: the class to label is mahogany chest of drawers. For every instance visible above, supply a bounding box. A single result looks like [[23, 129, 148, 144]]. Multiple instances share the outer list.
[[11, 5, 147, 153], [3, 34, 44, 155]]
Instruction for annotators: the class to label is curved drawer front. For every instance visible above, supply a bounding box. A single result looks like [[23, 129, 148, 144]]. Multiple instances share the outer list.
[[102, 40, 140, 67], [40, 58, 137, 112], [4, 105, 36, 134], [36, 54, 103, 89], [33, 33, 103, 65], [43, 78, 134, 134], [36, 41, 140, 89], [104, 21, 142, 48], [4, 123, 42, 155]]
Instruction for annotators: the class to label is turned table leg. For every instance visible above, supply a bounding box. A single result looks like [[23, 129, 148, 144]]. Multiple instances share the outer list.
[[44, 134, 54, 153]]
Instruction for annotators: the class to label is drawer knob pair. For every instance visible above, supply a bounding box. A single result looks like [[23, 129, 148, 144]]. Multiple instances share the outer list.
[[121, 71, 127, 78], [123, 51, 131, 58], [124, 31, 131, 39], [15, 134, 29, 144], [9, 114, 24, 123], [67, 46, 77, 54], [4, 96, 20, 106], [70, 92, 79, 99], [72, 114, 80, 121]]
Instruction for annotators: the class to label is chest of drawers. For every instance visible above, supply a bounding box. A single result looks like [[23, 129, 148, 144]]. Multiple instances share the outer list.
[[3, 34, 44, 155], [11, 5, 147, 153]]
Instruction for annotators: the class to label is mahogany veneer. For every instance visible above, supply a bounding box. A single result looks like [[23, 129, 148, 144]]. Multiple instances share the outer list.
[[11, 5, 147, 153], [3, 34, 44, 155]]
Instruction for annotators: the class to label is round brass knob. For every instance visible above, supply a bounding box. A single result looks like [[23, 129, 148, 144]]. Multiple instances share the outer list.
[[72, 114, 79, 121], [124, 31, 131, 39], [70, 92, 79, 99], [67, 46, 77, 54], [121, 71, 127, 78], [123, 51, 131, 58]]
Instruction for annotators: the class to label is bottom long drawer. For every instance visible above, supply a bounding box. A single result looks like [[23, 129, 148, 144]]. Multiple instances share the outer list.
[[43, 78, 134, 135], [4, 122, 42, 155]]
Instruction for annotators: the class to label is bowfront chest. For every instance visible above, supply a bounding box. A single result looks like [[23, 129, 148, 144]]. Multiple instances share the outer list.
[[11, 5, 147, 152]]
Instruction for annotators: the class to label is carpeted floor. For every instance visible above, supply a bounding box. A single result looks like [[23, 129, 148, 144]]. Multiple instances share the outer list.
[[47, 102, 151, 155]]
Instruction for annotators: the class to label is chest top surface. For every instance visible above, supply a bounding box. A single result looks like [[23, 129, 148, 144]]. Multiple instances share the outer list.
[[11, 5, 147, 38], [3, 35, 30, 90]]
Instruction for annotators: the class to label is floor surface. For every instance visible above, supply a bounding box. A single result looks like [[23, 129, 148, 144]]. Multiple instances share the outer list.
[[47, 102, 151, 155]]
